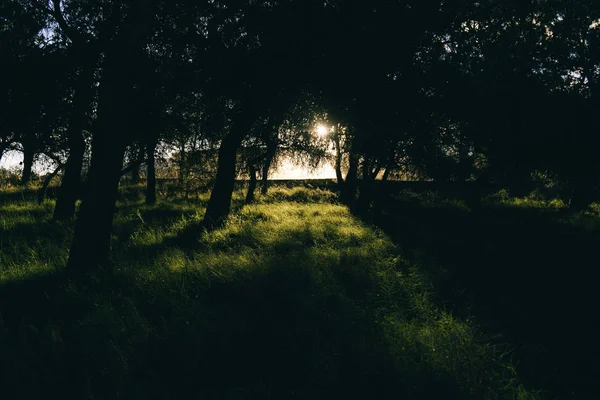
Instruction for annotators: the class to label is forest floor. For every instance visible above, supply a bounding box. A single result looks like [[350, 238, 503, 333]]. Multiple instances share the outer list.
[[1, 182, 594, 399]]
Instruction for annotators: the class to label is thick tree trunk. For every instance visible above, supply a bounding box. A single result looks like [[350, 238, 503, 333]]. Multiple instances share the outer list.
[[21, 145, 35, 185], [66, 53, 130, 276], [261, 138, 277, 195], [146, 139, 157, 205], [65, 2, 156, 277], [202, 125, 246, 230], [54, 62, 95, 220], [246, 165, 258, 204], [66, 133, 126, 275]]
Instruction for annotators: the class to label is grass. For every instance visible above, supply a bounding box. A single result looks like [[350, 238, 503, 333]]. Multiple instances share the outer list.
[[0, 184, 537, 399], [371, 186, 600, 400]]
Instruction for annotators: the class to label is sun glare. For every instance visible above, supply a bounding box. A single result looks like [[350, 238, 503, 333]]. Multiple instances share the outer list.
[[316, 124, 329, 137]]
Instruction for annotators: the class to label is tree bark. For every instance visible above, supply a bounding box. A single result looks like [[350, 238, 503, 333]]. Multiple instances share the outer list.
[[66, 133, 126, 275], [357, 156, 374, 213], [131, 159, 141, 184], [146, 139, 157, 205], [66, 52, 131, 276], [65, 1, 156, 277], [341, 138, 360, 204], [38, 162, 64, 204], [246, 164, 258, 204], [53, 134, 86, 220], [261, 137, 277, 195], [382, 168, 391, 181], [54, 60, 95, 220], [21, 144, 35, 185], [333, 134, 344, 185], [202, 121, 247, 230]]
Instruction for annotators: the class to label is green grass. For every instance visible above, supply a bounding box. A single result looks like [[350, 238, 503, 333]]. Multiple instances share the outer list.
[[372, 187, 600, 400], [0, 184, 536, 399]]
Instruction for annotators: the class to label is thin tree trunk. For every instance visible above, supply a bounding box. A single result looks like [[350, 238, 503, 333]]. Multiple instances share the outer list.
[[54, 61, 95, 220], [202, 123, 247, 230], [333, 134, 344, 185], [382, 168, 391, 181], [178, 142, 186, 187], [21, 145, 35, 185], [261, 137, 277, 195], [0, 145, 6, 166], [371, 166, 381, 180], [246, 165, 258, 204], [38, 163, 64, 204], [54, 134, 85, 220], [342, 138, 360, 204], [131, 160, 141, 184], [146, 139, 157, 205]]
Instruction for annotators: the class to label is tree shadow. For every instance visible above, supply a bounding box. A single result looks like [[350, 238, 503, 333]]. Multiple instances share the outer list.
[[0, 219, 466, 400], [363, 187, 599, 399]]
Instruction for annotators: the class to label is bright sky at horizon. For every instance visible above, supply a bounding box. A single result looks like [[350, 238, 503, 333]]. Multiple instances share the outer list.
[[0, 151, 337, 180]]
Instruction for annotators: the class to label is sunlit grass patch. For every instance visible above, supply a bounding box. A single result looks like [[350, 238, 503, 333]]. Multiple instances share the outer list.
[[0, 184, 537, 399], [260, 185, 338, 204], [483, 189, 567, 210], [0, 198, 69, 281]]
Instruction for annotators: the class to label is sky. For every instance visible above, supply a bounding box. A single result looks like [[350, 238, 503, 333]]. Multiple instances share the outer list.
[[0, 150, 337, 180]]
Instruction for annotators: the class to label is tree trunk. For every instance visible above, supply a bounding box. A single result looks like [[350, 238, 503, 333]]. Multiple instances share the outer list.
[[342, 143, 360, 204], [261, 137, 277, 195], [54, 61, 95, 220], [21, 145, 35, 185], [0, 145, 6, 166], [66, 133, 126, 275], [131, 160, 141, 184], [54, 134, 86, 220], [65, 2, 156, 277], [246, 165, 258, 204], [66, 53, 130, 276], [146, 139, 157, 205], [178, 143, 186, 188], [333, 134, 344, 185], [357, 157, 374, 213], [382, 168, 391, 181], [202, 124, 247, 230], [569, 176, 594, 211], [38, 163, 64, 204]]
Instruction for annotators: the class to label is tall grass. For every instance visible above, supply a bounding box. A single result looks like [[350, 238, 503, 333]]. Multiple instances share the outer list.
[[0, 185, 536, 399]]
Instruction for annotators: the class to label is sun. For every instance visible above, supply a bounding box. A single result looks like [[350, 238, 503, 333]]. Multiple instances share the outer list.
[[315, 124, 329, 137]]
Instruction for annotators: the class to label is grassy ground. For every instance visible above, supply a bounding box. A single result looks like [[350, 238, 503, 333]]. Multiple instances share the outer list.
[[370, 187, 600, 400], [1, 184, 536, 399]]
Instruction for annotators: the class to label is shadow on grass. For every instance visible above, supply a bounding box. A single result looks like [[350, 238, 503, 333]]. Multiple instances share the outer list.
[[362, 188, 599, 400], [1, 198, 471, 399]]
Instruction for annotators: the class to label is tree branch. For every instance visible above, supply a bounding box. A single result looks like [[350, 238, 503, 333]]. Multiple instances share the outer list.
[[120, 158, 147, 177]]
